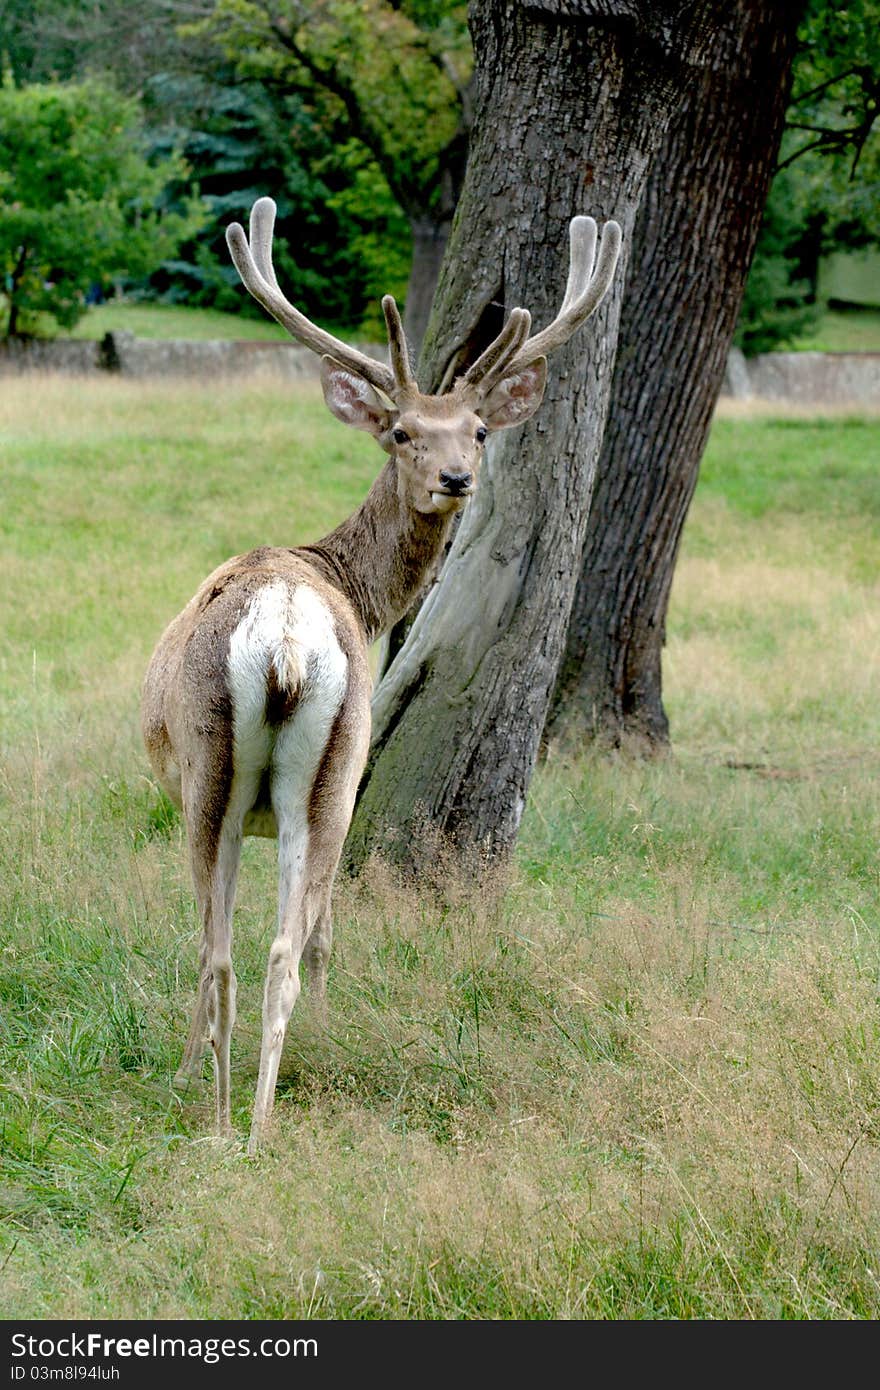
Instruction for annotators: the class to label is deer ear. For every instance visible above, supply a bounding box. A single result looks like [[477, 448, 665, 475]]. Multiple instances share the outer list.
[[320, 357, 393, 437], [480, 359, 548, 431]]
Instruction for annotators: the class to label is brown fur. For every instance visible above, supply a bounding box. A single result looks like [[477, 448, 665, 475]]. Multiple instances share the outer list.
[[140, 444, 465, 1153], [143, 198, 620, 1151]]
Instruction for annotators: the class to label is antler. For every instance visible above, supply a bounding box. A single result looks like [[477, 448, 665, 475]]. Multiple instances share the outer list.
[[464, 215, 623, 396], [227, 198, 411, 400]]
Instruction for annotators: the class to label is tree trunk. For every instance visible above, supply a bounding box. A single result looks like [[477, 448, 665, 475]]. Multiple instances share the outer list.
[[403, 217, 452, 357], [5, 243, 28, 339], [346, 0, 727, 879], [547, 0, 802, 753], [402, 103, 470, 356]]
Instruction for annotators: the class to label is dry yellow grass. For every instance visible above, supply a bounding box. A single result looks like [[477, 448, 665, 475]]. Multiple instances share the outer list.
[[1, 378, 878, 1318], [714, 397, 880, 421]]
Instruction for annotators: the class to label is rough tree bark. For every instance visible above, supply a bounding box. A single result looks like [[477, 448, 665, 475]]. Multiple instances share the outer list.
[[546, 0, 803, 752], [346, 0, 727, 877]]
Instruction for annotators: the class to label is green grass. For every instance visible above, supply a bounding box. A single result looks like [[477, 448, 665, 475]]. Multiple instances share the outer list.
[[62, 299, 880, 353], [790, 307, 880, 354], [1, 380, 879, 1318], [67, 300, 365, 343], [68, 300, 291, 341]]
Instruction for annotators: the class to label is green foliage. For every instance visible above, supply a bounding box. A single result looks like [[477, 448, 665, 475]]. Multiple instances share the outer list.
[[141, 71, 410, 333], [739, 0, 880, 353], [0, 1, 187, 90], [0, 0, 82, 84], [195, 0, 470, 216], [164, 0, 468, 328], [736, 172, 820, 355], [786, 0, 880, 186], [323, 141, 411, 334], [144, 73, 334, 317], [778, 0, 880, 260], [0, 2, 468, 332], [0, 78, 205, 336]]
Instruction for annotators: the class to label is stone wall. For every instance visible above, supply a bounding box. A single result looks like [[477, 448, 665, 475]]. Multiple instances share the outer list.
[[0, 336, 102, 375], [0, 331, 384, 381], [2, 331, 877, 405], [722, 346, 880, 405]]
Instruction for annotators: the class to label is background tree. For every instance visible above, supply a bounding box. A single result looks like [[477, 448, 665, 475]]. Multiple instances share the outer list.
[[0, 78, 203, 337], [142, 68, 412, 334], [0, 0, 462, 341], [345, 0, 728, 877], [734, 172, 819, 356], [0, 0, 88, 83], [194, 0, 471, 346], [6, 0, 872, 350], [379, 0, 878, 766], [0, 0, 196, 92], [736, 0, 880, 353], [546, 0, 805, 752]]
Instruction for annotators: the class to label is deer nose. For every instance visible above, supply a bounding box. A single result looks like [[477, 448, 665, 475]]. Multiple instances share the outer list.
[[439, 469, 473, 495]]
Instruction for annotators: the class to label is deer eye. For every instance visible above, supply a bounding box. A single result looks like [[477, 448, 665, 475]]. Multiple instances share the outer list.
[[392, 428, 410, 445], [475, 426, 488, 443]]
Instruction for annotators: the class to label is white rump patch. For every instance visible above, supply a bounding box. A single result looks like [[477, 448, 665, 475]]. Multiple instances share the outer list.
[[227, 581, 349, 890]]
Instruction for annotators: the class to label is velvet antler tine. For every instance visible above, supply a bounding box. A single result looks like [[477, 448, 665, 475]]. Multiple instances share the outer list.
[[460, 216, 621, 401], [226, 220, 265, 294], [567, 218, 619, 320], [471, 310, 536, 396], [382, 295, 414, 391], [249, 196, 281, 290], [227, 203, 397, 398], [462, 306, 531, 389], [560, 216, 597, 314], [501, 219, 622, 376]]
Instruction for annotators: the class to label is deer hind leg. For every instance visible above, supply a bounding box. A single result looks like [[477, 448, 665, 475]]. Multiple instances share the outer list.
[[249, 853, 345, 1153], [176, 818, 243, 1087], [303, 884, 334, 1026], [249, 768, 366, 1152], [176, 929, 211, 1085], [179, 763, 257, 1136], [248, 802, 311, 1156], [247, 615, 369, 1154]]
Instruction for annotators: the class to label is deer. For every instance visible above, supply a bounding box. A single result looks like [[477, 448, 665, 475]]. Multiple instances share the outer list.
[[141, 197, 621, 1154]]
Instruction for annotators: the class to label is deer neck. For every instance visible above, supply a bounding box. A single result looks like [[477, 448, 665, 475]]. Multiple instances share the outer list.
[[299, 459, 454, 644]]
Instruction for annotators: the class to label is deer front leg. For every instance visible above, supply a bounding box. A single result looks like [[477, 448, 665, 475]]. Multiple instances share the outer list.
[[175, 832, 217, 1087], [205, 907, 238, 1135]]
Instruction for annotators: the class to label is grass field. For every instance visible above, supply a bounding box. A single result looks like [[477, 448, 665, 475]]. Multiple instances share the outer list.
[[68, 301, 290, 342], [64, 298, 880, 353], [791, 307, 880, 354], [1, 378, 878, 1318]]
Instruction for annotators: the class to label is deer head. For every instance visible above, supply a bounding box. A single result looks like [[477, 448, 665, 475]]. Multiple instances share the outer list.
[[226, 199, 621, 516]]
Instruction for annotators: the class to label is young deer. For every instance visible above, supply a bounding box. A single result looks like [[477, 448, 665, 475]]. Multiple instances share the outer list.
[[142, 198, 621, 1153]]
